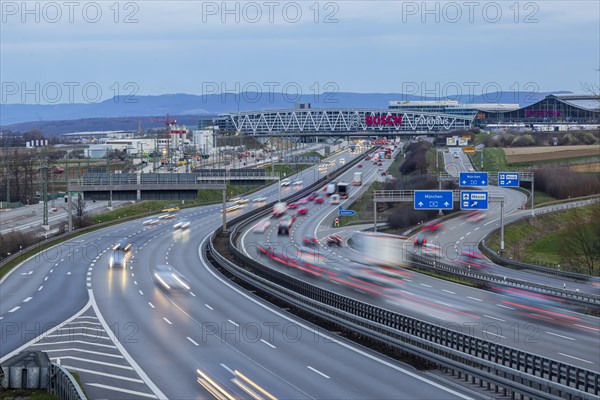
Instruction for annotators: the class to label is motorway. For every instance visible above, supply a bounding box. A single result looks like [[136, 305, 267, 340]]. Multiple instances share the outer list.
[[238, 147, 600, 373], [1, 147, 478, 399]]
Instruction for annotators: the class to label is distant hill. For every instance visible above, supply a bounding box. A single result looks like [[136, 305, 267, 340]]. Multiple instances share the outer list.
[[1, 91, 572, 134]]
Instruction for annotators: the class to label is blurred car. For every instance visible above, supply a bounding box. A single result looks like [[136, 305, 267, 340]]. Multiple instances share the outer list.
[[314, 197, 324, 204], [280, 179, 291, 186], [253, 197, 267, 202], [422, 222, 444, 232], [307, 193, 318, 201], [253, 219, 271, 233], [414, 233, 427, 246], [162, 206, 180, 212], [112, 241, 132, 252], [288, 202, 299, 209], [327, 235, 343, 246], [302, 236, 319, 246], [152, 265, 190, 291], [109, 250, 131, 268], [293, 180, 303, 186], [461, 250, 483, 259], [357, 164, 363, 168], [380, 171, 387, 176], [277, 217, 294, 235], [466, 210, 486, 222], [173, 220, 190, 229], [377, 162, 383, 166], [297, 208, 308, 215], [143, 218, 159, 225], [159, 213, 175, 219]]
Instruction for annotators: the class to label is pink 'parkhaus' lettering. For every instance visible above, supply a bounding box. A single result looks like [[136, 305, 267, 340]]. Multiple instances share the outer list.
[[365, 115, 403, 126], [525, 110, 561, 117]]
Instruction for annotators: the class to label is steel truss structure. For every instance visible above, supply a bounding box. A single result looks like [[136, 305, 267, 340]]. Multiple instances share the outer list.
[[226, 109, 476, 135]]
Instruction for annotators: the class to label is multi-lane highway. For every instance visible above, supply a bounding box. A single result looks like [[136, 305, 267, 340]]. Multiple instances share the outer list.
[[238, 148, 600, 373], [1, 147, 479, 399]]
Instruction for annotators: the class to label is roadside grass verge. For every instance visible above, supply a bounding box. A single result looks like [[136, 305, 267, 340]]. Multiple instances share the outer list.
[[485, 204, 597, 272]]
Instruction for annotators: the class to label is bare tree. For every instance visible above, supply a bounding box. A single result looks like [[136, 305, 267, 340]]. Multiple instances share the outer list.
[[71, 194, 92, 229], [559, 204, 600, 275], [580, 67, 600, 108]]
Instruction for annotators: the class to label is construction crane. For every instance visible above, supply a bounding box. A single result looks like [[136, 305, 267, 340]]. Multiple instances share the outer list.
[[150, 113, 176, 167]]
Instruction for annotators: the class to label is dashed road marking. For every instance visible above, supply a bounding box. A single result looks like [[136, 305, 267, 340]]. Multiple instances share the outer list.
[[163, 317, 172, 325], [307, 366, 330, 379], [22, 297, 33, 303], [260, 339, 276, 349], [187, 337, 199, 346], [467, 296, 482, 302], [442, 289, 455, 294], [8, 306, 20, 313]]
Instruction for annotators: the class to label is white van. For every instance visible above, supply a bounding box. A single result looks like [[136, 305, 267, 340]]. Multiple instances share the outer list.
[[330, 194, 340, 205]]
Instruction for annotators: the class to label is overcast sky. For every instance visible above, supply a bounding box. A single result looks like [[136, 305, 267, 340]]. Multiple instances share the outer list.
[[1, 1, 599, 104]]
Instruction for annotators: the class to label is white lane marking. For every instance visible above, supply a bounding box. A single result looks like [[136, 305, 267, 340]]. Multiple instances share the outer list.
[[44, 348, 123, 358], [53, 356, 133, 370], [138, 290, 143, 296], [442, 289, 455, 295], [197, 237, 473, 400], [419, 283, 432, 288], [496, 304, 515, 310], [459, 236, 464, 240], [44, 277, 48, 281], [260, 339, 276, 349], [22, 297, 33, 303], [50, 269, 53, 273], [31, 340, 115, 349], [205, 304, 213, 310], [0, 317, 3, 320], [86, 383, 157, 399], [187, 337, 199, 346], [148, 302, 155, 309], [474, 227, 480, 231], [62, 367, 144, 383], [435, 301, 454, 308], [546, 332, 575, 341], [558, 353, 594, 364], [163, 317, 172, 325], [483, 315, 505, 322], [134, 281, 138, 285], [307, 366, 330, 379], [467, 296, 482, 302], [483, 330, 506, 338], [8, 306, 20, 313], [228, 319, 239, 327], [67, 272, 71, 275], [190, 292, 196, 297], [220, 363, 235, 375], [575, 324, 600, 332], [466, 232, 471, 236]]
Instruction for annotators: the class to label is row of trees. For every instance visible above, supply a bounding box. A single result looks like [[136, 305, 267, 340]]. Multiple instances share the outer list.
[[559, 204, 600, 275], [535, 168, 600, 199], [482, 130, 599, 147]]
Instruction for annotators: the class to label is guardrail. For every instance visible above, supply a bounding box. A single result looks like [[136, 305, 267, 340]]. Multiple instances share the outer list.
[[47, 363, 86, 400], [478, 198, 600, 283], [207, 228, 598, 400], [204, 158, 599, 399], [410, 254, 600, 307]]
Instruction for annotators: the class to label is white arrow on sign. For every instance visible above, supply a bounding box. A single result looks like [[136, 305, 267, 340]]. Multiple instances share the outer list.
[[462, 180, 466, 184], [443, 202, 450, 207], [418, 201, 424, 207], [506, 180, 512, 184], [471, 201, 478, 206], [481, 180, 486, 184]]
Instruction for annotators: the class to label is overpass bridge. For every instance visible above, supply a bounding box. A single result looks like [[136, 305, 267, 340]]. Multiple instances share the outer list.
[[68, 171, 280, 201], [224, 108, 476, 136]]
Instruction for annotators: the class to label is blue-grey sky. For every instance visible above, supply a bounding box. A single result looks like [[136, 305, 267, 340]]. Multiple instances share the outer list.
[[1, 1, 599, 104]]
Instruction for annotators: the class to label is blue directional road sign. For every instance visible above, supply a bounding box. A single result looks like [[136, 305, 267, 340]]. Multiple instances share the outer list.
[[498, 172, 520, 187], [460, 191, 489, 210], [414, 190, 453, 210], [338, 205, 356, 216], [459, 172, 488, 187]]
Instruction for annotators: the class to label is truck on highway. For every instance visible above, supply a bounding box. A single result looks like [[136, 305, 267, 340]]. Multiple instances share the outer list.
[[351, 231, 408, 268], [325, 181, 337, 196], [272, 202, 287, 218], [352, 172, 362, 186], [337, 182, 350, 199]]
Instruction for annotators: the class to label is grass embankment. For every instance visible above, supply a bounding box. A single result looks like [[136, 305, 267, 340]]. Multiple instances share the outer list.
[[68, 371, 88, 399], [486, 204, 598, 271], [0, 389, 57, 400]]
